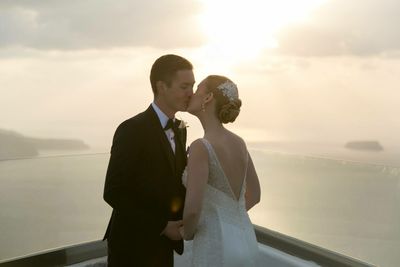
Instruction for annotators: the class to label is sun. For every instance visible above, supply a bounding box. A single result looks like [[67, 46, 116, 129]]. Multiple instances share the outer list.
[[197, 0, 328, 71]]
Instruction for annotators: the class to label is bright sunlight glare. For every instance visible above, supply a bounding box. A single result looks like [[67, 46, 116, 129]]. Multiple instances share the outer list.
[[197, 0, 328, 71]]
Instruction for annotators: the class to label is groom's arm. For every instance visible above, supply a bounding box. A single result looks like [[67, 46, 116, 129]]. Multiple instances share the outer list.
[[103, 121, 168, 234]]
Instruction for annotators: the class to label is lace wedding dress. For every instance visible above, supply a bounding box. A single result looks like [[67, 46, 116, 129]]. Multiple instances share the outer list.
[[181, 138, 260, 267]]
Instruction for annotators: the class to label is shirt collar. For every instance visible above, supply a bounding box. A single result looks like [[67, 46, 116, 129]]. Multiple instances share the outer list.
[[151, 102, 174, 129]]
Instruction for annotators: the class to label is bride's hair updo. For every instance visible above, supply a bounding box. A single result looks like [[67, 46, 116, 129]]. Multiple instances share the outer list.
[[204, 75, 242, 124]]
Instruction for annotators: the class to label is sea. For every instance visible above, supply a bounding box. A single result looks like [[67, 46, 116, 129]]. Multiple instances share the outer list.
[[0, 145, 399, 267]]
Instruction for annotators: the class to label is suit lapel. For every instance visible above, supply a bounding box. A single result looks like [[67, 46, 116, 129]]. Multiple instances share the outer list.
[[174, 119, 187, 165], [174, 119, 185, 150], [145, 105, 176, 173]]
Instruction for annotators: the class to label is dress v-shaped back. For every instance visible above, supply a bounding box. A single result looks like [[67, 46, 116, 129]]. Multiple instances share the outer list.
[[199, 138, 248, 202], [181, 138, 260, 267]]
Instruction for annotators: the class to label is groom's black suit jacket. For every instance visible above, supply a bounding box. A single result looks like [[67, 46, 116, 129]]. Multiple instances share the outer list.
[[103, 105, 187, 266]]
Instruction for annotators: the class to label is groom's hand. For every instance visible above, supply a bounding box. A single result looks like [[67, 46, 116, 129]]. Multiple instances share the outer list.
[[161, 220, 183, 241]]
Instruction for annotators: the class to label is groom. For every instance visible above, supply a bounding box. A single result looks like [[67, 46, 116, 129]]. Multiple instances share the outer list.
[[103, 54, 195, 266]]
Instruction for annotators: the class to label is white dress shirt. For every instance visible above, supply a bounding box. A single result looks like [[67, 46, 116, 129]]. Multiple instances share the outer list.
[[151, 102, 176, 153]]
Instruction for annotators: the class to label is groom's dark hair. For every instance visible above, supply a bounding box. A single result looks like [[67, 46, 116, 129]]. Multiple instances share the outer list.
[[150, 54, 193, 95]]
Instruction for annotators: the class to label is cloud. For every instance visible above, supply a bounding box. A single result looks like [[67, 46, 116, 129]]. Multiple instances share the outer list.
[[0, 0, 204, 50], [276, 0, 400, 56]]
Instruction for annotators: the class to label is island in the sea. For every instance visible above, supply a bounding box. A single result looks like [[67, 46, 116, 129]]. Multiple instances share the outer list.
[[0, 129, 90, 160], [345, 140, 384, 151]]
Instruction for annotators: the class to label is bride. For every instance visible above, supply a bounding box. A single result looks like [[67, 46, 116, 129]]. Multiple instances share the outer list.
[[180, 75, 261, 266]]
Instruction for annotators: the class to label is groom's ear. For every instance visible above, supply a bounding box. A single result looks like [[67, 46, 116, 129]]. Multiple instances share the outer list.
[[156, 81, 166, 95]]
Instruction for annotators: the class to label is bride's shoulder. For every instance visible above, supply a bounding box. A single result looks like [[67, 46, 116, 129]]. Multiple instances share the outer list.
[[189, 138, 207, 147], [227, 130, 247, 148], [188, 138, 209, 156]]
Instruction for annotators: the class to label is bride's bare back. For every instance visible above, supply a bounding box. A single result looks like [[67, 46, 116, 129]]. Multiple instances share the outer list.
[[204, 130, 248, 200]]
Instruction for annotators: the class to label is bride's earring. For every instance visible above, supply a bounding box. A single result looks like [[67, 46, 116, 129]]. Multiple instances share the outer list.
[[201, 102, 206, 112]]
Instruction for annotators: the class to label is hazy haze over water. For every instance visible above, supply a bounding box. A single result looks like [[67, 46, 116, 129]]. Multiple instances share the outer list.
[[0, 151, 399, 266]]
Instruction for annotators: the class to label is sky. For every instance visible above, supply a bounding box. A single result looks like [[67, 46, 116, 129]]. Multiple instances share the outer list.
[[1, 0, 399, 150]]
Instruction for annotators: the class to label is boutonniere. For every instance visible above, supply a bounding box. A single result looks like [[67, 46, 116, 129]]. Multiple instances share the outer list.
[[178, 119, 188, 130]]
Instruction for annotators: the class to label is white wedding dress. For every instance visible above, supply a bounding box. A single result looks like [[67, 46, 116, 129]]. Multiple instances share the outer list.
[[181, 138, 260, 267]]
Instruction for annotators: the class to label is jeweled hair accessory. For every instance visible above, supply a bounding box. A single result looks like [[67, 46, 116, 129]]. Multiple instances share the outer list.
[[217, 81, 238, 101]]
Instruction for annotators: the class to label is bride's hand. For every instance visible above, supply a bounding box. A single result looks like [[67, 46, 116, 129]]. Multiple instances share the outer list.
[[162, 220, 183, 240], [178, 226, 184, 238]]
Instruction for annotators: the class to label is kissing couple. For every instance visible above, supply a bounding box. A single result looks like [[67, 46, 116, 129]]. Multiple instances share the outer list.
[[103, 54, 261, 267]]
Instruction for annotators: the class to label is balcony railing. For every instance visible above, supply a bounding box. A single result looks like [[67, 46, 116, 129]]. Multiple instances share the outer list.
[[0, 225, 376, 267]]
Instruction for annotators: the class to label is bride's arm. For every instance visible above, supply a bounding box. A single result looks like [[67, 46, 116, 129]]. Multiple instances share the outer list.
[[245, 153, 261, 211], [182, 139, 209, 240]]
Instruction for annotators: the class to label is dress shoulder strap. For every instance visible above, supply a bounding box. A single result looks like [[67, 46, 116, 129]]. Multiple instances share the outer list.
[[199, 138, 213, 155]]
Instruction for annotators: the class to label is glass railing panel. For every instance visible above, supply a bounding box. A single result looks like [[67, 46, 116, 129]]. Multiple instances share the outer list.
[[0, 153, 111, 261], [248, 146, 400, 267], [1, 146, 399, 267]]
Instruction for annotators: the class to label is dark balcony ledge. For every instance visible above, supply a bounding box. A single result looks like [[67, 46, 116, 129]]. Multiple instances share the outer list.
[[254, 225, 377, 267], [0, 240, 107, 267]]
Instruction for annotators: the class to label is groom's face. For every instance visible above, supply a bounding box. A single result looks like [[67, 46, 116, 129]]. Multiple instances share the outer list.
[[163, 69, 195, 112]]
